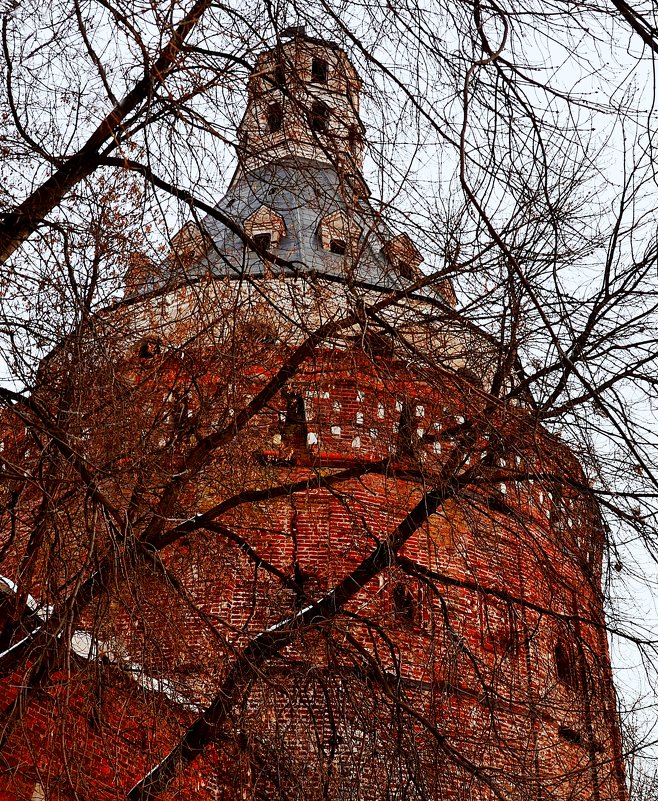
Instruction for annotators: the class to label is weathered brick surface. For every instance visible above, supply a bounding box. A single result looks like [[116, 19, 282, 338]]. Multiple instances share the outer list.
[[0, 280, 627, 799]]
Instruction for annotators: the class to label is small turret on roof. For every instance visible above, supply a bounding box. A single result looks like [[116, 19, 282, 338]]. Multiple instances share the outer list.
[[156, 34, 456, 305], [238, 30, 364, 173]]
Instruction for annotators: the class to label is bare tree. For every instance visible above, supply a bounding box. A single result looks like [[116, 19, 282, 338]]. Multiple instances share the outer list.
[[0, 1, 657, 800]]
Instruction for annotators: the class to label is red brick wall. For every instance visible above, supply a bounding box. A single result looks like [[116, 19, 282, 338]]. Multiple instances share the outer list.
[[0, 324, 626, 801]]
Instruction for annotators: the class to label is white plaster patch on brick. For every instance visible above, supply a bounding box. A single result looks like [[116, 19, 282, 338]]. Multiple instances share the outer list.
[[356, 411, 364, 425], [331, 425, 341, 437], [352, 436, 361, 449], [31, 783, 45, 801], [377, 403, 385, 419], [357, 390, 365, 402], [307, 432, 318, 445], [415, 405, 424, 417]]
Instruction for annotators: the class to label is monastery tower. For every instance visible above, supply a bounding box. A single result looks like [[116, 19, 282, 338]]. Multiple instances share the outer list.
[[0, 30, 627, 801]]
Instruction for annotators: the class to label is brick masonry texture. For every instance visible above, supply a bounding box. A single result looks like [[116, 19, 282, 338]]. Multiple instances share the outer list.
[[0, 32, 628, 801], [0, 313, 628, 800]]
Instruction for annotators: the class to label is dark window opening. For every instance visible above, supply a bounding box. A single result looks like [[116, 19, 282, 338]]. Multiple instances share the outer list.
[[393, 584, 415, 623], [396, 401, 419, 459], [309, 101, 329, 133], [311, 57, 328, 83], [139, 339, 161, 359], [558, 726, 583, 746], [266, 101, 283, 133], [87, 703, 102, 732], [329, 238, 346, 255], [549, 483, 565, 531], [273, 63, 285, 87], [396, 260, 416, 280], [555, 638, 579, 690], [253, 233, 272, 253], [281, 391, 308, 443], [348, 125, 361, 155], [263, 64, 285, 91]]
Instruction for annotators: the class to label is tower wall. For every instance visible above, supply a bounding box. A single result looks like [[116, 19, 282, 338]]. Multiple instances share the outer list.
[[0, 32, 627, 801], [0, 277, 627, 801]]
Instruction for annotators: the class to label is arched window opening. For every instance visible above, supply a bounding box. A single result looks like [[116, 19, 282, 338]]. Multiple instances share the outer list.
[[138, 339, 161, 359], [393, 584, 415, 623], [329, 238, 346, 255], [555, 638, 579, 690], [309, 101, 329, 133], [281, 391, 308, 443], [311, 57, 328, 84], [266, 101, 283, 133], [253, 232, 272, 253]]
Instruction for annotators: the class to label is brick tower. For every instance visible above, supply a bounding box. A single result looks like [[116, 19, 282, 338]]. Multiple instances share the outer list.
[[0, 30, 627, 801]]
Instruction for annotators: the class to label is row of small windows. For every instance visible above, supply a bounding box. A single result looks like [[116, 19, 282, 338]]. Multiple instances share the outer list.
[[251, 228, 343, 257], [245, 205, 422, 283], [266, 57, 330, 89], [389, 584, 589, 696], [244, 206, 358, 259], [264, 98, 361, 150]]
